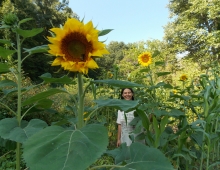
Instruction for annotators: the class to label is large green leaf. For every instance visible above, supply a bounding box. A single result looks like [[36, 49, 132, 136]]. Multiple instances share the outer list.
[[0, 118, 47, 143], [0, 63, 10, 73], [23, 124, 108, 170], [93, 79, 144, 88], [14, 28, 43, 38], [22, 89, 67, 107], [35, 99, 53, 109], [94, 99, 139, 111], [107, 143, 174, 170], [23, 45, 49, 54], [0, 47, 16, 59], [135, 109, 149, 130], [0, 79, 17, 88], [39, 73, 75, 84], [106, 143, 130, 164], [124, 143, 174, 169]]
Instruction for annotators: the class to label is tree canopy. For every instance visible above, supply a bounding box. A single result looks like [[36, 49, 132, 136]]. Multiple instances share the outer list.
[[164, 0, 220, 66]]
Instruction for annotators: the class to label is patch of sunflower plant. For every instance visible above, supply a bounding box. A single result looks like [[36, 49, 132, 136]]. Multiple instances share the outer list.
[[0, 13, 62, 170], [0, 14, 175, 169]]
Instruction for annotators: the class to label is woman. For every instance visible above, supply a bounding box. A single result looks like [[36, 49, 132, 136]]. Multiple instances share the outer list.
[[116, 88, 135, 147]]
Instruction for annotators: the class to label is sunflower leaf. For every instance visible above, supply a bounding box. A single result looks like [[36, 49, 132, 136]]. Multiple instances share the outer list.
[[0, 79, 17, 88], [23, 124, 108, 170], [155, 82, 173, 89], [98, 29, 113, 36], [0, 47, 16, 59], [106, 143, 174, 169], [155, 61, 165, 66], [0, 118, 47, 143], [18, 18, 33, 26], [39, 74, 75, 84], [14, 28, 43, 38], [22, 89, 67, 107], [125, 143, 174, 169], [23, 45, 48, 54], [156, 72, 171, 77]]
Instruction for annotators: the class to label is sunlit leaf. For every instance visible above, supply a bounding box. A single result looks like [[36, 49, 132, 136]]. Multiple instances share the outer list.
[[155, 61, 165, 66], [155, 82, 173, 89], [39, 73, 74, 84], [156, 72, 171, 77], [14, 28, 43, 38], [98, 29, 113, 36], [0, 46, 16, 59], [0, 79, 17, 88], [22, 89, 67, 107], [18, 18, 33, 25], [23, 124, 108, 170], [23, 45, 48, 54]]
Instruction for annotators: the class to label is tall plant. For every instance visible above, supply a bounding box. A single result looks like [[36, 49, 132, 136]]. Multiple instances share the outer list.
[[0, 14, 174, 170]]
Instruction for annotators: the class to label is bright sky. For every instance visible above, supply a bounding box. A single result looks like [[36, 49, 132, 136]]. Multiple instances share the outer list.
[[69, 0, 170, 44]]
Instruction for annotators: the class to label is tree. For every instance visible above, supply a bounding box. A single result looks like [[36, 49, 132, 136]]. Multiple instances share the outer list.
[[164, 0, 220, 67], [0, 0, 78, 82], [94, 41, 131, 79]]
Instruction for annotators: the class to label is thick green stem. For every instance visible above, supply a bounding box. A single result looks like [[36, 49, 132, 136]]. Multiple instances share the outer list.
[[77, 73, 84, 129], [16, 31, 22, 170]]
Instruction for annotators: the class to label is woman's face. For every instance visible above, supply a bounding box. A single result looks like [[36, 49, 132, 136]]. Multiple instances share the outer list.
[[122, 88, 133, 100]]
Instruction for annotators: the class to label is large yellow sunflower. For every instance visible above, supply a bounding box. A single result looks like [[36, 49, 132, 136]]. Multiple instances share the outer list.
[[138, 51, 152, 67], [179, 74, 188, 81], [48, 18, 109, 74]]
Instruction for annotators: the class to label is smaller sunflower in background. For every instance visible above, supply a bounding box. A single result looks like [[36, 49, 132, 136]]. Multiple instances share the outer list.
[[47, 18, 109, 74], [138, 51, 152, 67], [179, 74, 188, 81], [173, 89, 178, 94]]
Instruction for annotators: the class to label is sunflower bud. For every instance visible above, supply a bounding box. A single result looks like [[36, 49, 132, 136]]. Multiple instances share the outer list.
[[3, 13, 18, 26]]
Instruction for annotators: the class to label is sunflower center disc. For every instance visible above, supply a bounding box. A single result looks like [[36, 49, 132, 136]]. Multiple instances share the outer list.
[[68, 40, 86, 61], [143, 56, 149, 62]]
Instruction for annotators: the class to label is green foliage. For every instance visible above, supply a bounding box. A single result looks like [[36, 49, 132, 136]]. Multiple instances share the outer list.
[[164, 0, 220, 64], [23, 124, 108, 170], [0, 118, 47, 143], [107, 142, 174, 169], [0, 0, 78, 82]]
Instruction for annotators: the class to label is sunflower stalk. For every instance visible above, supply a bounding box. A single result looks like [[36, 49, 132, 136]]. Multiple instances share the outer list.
[[77, 73, 85, 129]]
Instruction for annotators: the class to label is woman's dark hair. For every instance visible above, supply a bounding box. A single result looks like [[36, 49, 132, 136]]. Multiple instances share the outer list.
[[120, 88, 134, 100]]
